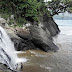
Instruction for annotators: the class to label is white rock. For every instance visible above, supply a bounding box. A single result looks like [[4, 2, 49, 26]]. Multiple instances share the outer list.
[[11, 15, 14, 19], [0, 18, 6, 24], [25, 23, 31, 27]]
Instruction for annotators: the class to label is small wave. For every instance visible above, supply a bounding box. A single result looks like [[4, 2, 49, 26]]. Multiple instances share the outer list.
[[16, 58, 27, 63], [40, 65, 52, 70], [14, 51, 27, 54]]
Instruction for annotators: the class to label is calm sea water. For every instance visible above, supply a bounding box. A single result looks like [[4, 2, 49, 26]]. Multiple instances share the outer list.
[[54, 20, 72, 35], [55, 20, 72, 26]]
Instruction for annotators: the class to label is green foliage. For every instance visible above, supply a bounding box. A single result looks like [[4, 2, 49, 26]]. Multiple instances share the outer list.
[[0, 13, 10, 20], [66, 0, 72, 13], [47, 0, 67, 16], [0, 0, 49, 25], [0, 0, 72, 25], [47, 0, 72, 16], [1, 0, 71, 25], [68, 7, 72, 13]]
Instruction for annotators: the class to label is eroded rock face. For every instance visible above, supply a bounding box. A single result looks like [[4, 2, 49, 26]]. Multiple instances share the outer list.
[[11, 37, 36, 51], [15, 27, 31, 40], [0, 16, 60, 52], [43, 14, 60, 36], [29, 26, 59, 52], [8, 24, 59, 52]]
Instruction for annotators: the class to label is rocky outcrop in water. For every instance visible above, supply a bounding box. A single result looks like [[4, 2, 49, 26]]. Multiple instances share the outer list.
[[0, 15, 60, 52], [29, 25, 59, 52], [11, 37, 36, 51], [39, 13, 60, 36]]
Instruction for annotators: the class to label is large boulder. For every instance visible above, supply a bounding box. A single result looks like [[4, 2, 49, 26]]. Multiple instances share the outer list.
[[0, 18, 6, 26], [0, 17, 59, 52], [15, 27, 31, 40], [29, 26, 59, 52], [11, 37, 36, 51], [43, 14, 60, 36], [3, 26, 36, 51], [39, 13, 60, 36], [6, 25, 59, 52]]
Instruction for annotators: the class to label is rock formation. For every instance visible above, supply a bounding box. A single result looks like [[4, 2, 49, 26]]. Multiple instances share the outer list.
[[0, 15, 60, 52]]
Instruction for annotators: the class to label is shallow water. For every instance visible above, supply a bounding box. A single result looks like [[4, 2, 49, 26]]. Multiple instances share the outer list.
[[17, 39, 72, 72], [1, 20, 72, 72], [16, 20, 72, 72], [16, 32, 72, 72]]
